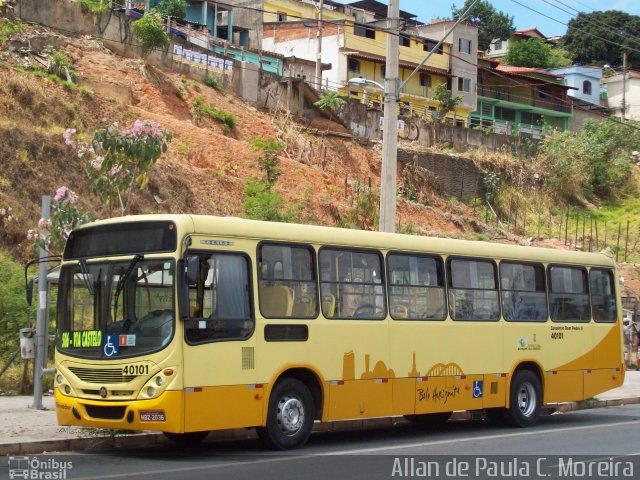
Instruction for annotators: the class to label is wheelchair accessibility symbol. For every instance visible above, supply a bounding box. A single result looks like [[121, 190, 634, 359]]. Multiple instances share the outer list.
[[473, 380, 483, 398], [103, 334, 119, 357]]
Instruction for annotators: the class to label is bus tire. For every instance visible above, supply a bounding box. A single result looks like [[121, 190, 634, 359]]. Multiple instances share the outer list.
[[404, 411, 452, 426], [505, 370, 542, 427], [164, 431, 209, 445], [257, 378, 315, 450]]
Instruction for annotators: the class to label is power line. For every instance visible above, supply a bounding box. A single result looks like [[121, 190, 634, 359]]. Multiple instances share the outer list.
[[542, 0, 640, 48], [511, 0, 640, 57]]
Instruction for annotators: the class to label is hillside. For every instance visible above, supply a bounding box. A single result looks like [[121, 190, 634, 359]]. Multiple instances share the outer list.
[[0, 19, 639, 298], [0, 23, 482, 253]]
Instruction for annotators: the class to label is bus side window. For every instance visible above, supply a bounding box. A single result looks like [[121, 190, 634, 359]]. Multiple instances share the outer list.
[[499, 261, 548, 322], [447, 257, 500, 321], [548, 265, 590, 322], [387, 253, 445, 320], [258, 243, 318, 319], [590, 268, 617, 323], [319, 248, 386, 320], [185, 253, 253, 344]]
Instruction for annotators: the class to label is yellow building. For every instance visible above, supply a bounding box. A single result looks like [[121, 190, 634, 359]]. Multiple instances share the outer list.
[[261, 0, 476, 124]]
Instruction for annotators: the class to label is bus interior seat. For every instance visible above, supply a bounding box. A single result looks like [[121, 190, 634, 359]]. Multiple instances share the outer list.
[[391, 304, 408, 319], [260, 285, 295, 317], [322, 294, 336, 317], [292, 299, 314, 317]]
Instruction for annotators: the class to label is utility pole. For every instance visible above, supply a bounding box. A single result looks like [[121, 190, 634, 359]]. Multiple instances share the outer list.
[[315, 0, 324, 90], [32, 196, 50, 410], [379, 0, 400, 233], [622, 50, 627, 121]]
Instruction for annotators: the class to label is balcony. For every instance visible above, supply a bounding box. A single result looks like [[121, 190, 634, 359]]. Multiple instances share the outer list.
[[478, 85, 571, 114]]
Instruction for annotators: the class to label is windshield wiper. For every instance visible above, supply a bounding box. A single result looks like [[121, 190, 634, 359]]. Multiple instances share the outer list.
[[113, 254, 144, 321], [78, 258, 94, 296]]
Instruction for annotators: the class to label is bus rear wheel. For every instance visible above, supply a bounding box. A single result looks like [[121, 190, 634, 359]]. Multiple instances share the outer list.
[[257, 378, 315, 450], [404, 411, 452, 426], [164, 431, 209, 445], [505, 370, 542, 427]]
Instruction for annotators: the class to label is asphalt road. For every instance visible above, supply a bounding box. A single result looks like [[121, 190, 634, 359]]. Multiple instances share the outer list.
[[4, 405, 640, 480]]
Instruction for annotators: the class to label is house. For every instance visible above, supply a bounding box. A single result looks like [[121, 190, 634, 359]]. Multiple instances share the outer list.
[[547, 66, 610, 132], [262, 0, 477, 124], [485, 28, 548, 61], [601, 70, 640, 121], [471, 59, 573, 138], [413, 19, 478, 124]]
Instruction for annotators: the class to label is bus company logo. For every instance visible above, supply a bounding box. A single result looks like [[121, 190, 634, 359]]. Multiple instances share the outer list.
[[8, 456, 72, 479], [517, 337, 541, 351], [99, 386, 108, 398]]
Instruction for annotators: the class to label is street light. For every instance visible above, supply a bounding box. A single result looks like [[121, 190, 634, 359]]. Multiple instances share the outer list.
[[348, 76, 384, 90]]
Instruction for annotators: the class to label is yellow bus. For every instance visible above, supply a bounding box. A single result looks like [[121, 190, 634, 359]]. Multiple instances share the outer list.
[[54, 215, 624, 449]]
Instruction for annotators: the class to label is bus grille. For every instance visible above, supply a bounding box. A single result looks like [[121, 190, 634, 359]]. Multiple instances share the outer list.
[[85, 405, 126, 420], [69, 367, 136, 384], [242, 347, 254, 370]]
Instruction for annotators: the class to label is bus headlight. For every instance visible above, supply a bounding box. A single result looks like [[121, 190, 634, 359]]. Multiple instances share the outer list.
[[146, 387, 155, 397], [155, 376, 163, 387], [57, 375, 63, 385], [64, 385, 71, 395]]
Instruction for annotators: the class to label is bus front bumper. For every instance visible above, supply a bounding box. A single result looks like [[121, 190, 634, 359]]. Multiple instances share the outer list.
[[54, 389, 183, 433]]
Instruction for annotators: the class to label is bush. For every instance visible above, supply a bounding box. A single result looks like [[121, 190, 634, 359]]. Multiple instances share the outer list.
[[78, 0, 109, 15], [0, 251, 35, 364], [157, 0, 187, 19], [250, 137, 284, 185], [242, 180, 286, 221], [204, 75, 220, 89]]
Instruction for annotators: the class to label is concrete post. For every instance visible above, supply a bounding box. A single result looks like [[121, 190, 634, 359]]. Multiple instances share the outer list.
[[32, 196, 50, 410], [379, 0, 400, 233]]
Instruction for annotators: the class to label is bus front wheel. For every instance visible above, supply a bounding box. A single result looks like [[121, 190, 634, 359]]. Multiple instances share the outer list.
[[506, 369, 542, 427], [257, 378, 315, 450]]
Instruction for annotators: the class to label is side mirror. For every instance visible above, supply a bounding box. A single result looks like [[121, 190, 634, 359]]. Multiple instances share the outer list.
[[26, 279, 34, 306], [185, 255, 200, 286], [178, 256, 200, 320]]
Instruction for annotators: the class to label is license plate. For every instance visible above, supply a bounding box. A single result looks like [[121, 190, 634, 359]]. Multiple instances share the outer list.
[[139, 410, 166, 422]]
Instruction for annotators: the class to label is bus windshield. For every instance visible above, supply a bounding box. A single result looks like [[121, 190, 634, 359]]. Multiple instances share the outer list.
[[57, 258, 175, 359]]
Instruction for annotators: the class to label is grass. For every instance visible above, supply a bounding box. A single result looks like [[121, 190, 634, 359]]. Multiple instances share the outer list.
[[78, 0, 109, 15], [191, 95, 237, 133], [0, 18, 25, 46]]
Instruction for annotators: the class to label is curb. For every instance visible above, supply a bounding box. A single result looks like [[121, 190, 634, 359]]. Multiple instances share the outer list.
[[1, 399, 638, 456]]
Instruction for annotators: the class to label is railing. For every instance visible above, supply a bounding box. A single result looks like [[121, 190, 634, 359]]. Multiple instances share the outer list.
[[478, 85, 571, 113], [400, 83, 431, 99]]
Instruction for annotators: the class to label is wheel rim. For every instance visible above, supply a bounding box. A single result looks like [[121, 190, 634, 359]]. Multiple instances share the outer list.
[[517, 381, 536, 417], [277, 395, 305, 436]]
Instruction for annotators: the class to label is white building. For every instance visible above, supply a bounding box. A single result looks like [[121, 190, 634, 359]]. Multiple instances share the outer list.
[[601, 70, 640, 121]]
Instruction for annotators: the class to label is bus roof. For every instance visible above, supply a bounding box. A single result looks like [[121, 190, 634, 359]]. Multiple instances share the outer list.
[[75, 214, 616, 268]]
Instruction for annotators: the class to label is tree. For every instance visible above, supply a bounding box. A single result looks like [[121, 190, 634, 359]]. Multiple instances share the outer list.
[[547, 47, 573, 68], [561, 11, 640, 66], [452, 0, 514, 51], [64, 120, 172, 215], [157, 0, 187, 20], [503, 38, 552, 68], [314, 91, 345, 124], [433, 83, 463, 124], [131, 9, 170, 58]]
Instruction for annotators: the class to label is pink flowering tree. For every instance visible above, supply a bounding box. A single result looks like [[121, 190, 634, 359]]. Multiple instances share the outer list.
[[64, 120, 172, 215], [28, 187, 92, 255]]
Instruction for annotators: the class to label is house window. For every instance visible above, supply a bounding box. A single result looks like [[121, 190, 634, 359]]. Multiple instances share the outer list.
[[354, 24, 376, 39], [521, 112, 543, 126], [419, 73, 431, 88], [380, 65, 386, 78], [459, 38, 472, 54], [495, 107, 516, 122], [277, 12, 287, 22], [348, 58, 361, 73], [400, 34, 411, 47], [457, 77, 471, 93], [583, 80, 592, 95], [423, 40, 443, 54], [494, 39, 502, 51], [481, 102, 492, 117]]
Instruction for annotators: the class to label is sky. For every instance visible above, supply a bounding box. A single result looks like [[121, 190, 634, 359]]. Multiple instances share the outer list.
[[336, 1, 640, 37]]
